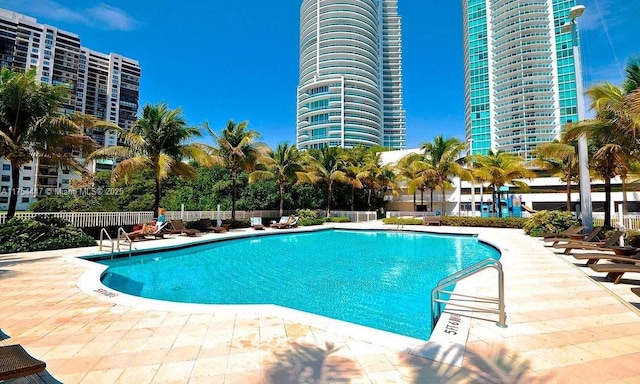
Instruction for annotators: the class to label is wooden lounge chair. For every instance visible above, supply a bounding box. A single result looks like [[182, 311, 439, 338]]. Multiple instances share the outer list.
[[423, 215, 441, 226], [166, 220, 199, 237], [270, 216, 289, 228], [199, 219, 228, 233], [544, 226, 601, 246], [552, 230, 624, 255], [272, 215, 298, 229], [589, 262, 640, 284], [250, 217, 265, 230], [122, 223, 166, 241], [540, 225, 584, 239], [573, 252, 639, 266], [0, 344, 46, 380]]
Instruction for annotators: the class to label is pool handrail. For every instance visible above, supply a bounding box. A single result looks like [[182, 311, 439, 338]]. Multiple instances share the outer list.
[[430, 258, 506, 331], [116, 227, 133, 258], [99, 228, 114, 254]]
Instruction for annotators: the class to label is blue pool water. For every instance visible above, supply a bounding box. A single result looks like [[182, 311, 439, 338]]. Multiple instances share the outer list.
[[99, 229, 499, 339]]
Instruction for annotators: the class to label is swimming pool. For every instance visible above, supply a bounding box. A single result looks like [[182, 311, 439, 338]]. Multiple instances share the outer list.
[[99, 229, 499, 339]]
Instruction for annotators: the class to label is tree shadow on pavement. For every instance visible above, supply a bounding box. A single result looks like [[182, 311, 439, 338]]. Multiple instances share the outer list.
[[263, 340, 362, 384], [400, 342, 553, 383]]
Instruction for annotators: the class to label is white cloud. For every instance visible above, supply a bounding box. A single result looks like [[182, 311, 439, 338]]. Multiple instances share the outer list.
[[0, 0, 139, 31]]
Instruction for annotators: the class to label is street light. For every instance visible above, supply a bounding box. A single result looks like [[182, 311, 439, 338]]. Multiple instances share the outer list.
[[562, 4, 592, 231]]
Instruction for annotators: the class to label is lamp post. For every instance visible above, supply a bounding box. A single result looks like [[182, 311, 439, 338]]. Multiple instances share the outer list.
[[562, 5, 592, 231]]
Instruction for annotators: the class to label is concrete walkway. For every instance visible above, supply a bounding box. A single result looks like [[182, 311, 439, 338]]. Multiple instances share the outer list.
[[0, 223, 638, 383]]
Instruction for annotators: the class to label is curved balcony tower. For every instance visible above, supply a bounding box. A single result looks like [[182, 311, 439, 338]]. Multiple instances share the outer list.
[[297, 0, 405, 150]]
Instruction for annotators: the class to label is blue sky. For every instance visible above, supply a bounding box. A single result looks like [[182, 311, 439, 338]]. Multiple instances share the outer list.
[[0, 0, 638, 149]]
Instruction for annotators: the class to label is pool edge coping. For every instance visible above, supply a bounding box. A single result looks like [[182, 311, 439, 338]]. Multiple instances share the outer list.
[[70, 224, 507, 367]]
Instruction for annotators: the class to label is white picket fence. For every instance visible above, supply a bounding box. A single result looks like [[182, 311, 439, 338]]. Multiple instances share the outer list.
[[0, 209, 379, 227], [592, 212, 640, 231]]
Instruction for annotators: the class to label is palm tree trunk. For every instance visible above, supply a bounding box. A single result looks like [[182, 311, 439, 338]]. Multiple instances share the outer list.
[[491, 185, 497, 217], [154, 177, 161, 218], [6, 160, 21, 220], [604, 178, 612, 227], [413, 191, 416, 211], [279, 181, 285, 217], [441, 187, 446, 216], [231, 168, 237, 220], [497, 189, 503, 218], [420, 187, 424, 211], [430, 189, 434, 212], [566, 179, 572, 212], [351, 185, 355, 211], [327, 181, 333, 217], [622, 176, 629, 216]]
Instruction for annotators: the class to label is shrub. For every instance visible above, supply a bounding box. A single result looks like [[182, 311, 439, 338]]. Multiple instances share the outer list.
[[325, 216, 351, 223], [299, 218, 326, 226], [382, 216, 525, 228], [0, 216, 96, 254], [441, 216, 525, 228], [296, 209, 318, 221], [523, 210, 579, 237], [626, 230, 640, 248], [382, 217, 423, 225]]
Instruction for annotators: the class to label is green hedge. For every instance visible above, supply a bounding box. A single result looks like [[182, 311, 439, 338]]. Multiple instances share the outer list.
[[299, 218, 325, 226], [441, 216, 525, 228], [325, 216, 351, 223], [381, 217, 423, 225], [382, 216, 525, 228], [523, 210, 579, 237], [0, 216, 96, 254]]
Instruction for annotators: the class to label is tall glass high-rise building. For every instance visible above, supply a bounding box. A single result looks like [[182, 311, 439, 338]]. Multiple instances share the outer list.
[[297, 0, 405, 150], [463, 0, 580, 160]]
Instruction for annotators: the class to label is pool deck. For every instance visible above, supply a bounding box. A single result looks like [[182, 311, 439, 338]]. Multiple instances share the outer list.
[[0, 222, 638, 383]]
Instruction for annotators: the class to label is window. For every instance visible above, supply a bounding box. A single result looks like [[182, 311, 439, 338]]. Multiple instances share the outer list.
[[21, 197, 29, 203], [2, 164, 9, 171], [0, 197, 8, 203], [23, 176, 31, 181], [1, 175, 9, 182], [23, 165, 31, 170]]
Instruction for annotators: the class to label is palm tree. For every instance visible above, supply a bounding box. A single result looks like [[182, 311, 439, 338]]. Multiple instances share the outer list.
[[0, 68, 105, 219], [405, 158, 436, 212], [394, 152, 423, 211], [304, 146, 347, 217], [531, 137, 579, 212], [88, 103, 209, 216], [422, 136, 468, 215], [249, 142, 308, 216], [566, 58, 640, 224], [206, 120, 267, 220], [472, 151, 535, 217]]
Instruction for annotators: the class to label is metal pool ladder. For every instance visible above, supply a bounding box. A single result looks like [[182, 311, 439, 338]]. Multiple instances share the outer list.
[[116, 227, 132, 258], [99, 228, 114, 255], [430, 258, 506, 330]]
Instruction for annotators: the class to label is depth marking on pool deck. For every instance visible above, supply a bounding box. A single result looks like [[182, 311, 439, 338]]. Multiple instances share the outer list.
[[413, 311, 471, 367]]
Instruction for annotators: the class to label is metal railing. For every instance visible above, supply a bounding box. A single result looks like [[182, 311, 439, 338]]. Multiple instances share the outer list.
[[99, 228, 114, 254], [116, 227, 132, 258], [0, 209, 379, 227], [431, 258, 506, 330]]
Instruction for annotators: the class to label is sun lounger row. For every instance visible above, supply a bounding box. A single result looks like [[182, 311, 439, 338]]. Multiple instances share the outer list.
[[559, 231, 640, 284]]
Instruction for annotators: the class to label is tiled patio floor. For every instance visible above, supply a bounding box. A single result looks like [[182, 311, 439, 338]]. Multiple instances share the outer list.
[[0, 223, 639, 383]]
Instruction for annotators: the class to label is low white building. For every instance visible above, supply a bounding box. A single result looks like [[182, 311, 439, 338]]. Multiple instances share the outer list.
[[380, 149, 639, 217]]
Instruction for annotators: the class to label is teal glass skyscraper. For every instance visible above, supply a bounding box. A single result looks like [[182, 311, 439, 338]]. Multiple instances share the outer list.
[[297, 0, 405, 150], [463, 0, 580, 160]]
